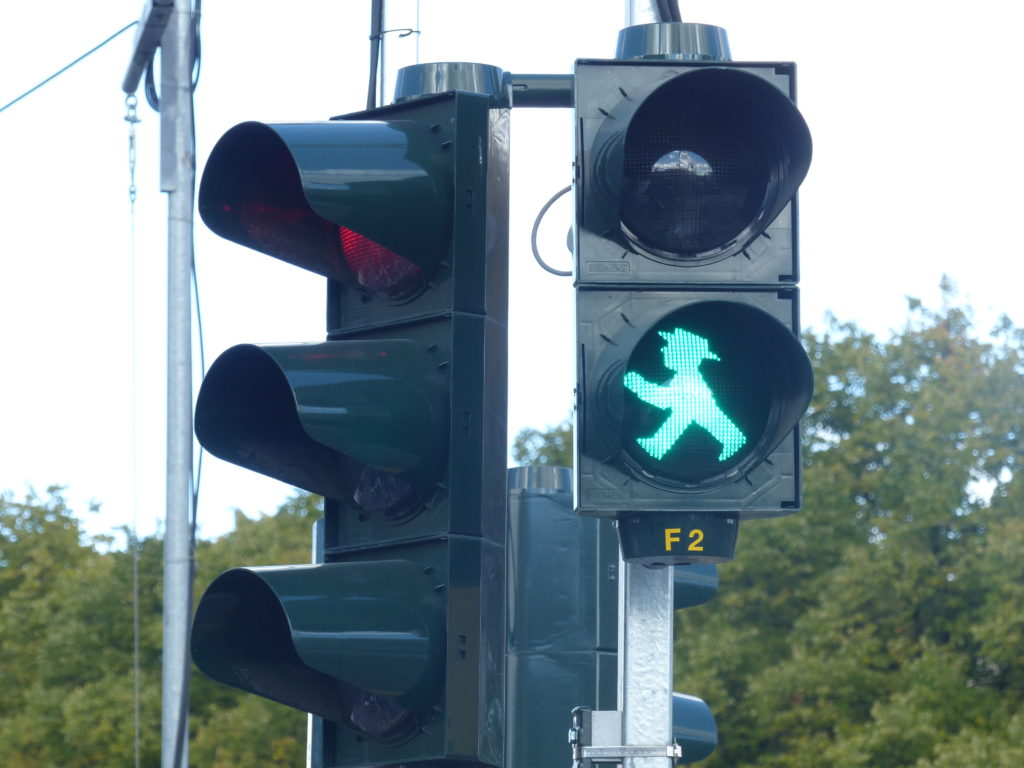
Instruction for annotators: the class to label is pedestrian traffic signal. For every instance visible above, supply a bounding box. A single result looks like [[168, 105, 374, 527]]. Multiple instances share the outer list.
[[191, 84, 510, 768], [574, 58, 813, 530]]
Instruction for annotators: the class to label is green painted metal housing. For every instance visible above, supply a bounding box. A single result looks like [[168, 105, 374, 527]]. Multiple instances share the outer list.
[[575, 60, 812, 284], [192, 89, 510, 768], [673, 693, 718, 763], [191, 560, 446, 740], [198, 118, 453, 280], [194, 340, 449, 502], [573, 59, 814, 523], [506, 470, 719, 766]]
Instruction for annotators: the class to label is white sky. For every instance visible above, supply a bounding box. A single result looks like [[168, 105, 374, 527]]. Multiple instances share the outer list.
[[2, 1, 1021, 544]]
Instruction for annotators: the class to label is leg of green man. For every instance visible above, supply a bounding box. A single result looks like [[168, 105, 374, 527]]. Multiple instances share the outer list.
[[637, 414, 691, 460]]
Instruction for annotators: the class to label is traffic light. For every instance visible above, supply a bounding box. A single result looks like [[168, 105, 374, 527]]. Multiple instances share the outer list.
[[573, 58, 813, 555], [190, 87, 509, 768], [506, 467, 717, 767]]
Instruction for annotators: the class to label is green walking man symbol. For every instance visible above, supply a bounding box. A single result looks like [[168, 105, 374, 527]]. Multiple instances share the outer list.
[[624, 328, 747, 462]]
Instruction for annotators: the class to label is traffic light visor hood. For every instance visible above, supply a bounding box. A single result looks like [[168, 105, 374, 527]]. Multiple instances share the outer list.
[[620, 67, 811, 262], [198, 119, 454, 286], [191, 562, 446, 740], [194, 341, 449, 503]]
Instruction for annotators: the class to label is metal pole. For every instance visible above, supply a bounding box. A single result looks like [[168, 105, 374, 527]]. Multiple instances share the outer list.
[[618, 559, 675, 768], [160, 1, 194, 766]]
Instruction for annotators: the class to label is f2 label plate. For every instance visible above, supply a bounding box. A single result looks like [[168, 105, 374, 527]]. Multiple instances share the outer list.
[[619, 512, 739, 565]]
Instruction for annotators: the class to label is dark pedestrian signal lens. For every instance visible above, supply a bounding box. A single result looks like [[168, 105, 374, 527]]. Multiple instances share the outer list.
[[621, 68, 810, 263], [623, 101, 768, 257]]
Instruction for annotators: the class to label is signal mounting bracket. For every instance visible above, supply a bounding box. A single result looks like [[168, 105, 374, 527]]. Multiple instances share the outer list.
[[569, 707, 684, 767]]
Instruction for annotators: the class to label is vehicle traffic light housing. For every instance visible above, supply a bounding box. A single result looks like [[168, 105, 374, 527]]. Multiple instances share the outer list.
[[191, 88, 509, 768], [574, 59, 813, 533], [192, 557, 448, 741], [506, 468, 717, 767]]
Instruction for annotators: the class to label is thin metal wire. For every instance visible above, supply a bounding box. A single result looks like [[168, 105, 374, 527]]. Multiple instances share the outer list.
[[124, 91, 143, 768], [531, 185, 574, 277], [0, 22, 137, 114]]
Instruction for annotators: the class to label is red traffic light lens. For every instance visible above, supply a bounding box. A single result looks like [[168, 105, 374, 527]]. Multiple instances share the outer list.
[[339, 227, 425, 302]]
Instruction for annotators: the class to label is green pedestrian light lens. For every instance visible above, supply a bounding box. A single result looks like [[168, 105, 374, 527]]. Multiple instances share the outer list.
[[624, 328, 747, 462], [622, 303, 773, 484]]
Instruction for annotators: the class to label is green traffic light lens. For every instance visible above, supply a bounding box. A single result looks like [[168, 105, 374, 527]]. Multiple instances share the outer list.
[[622, 302, 774, 484]]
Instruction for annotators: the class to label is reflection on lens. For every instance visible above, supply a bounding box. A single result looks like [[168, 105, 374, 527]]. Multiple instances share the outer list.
[[652, 150, 713, 177], [350, 691, 420, 744], [352, 465, 422, 524], [621, 71, 775, 260]]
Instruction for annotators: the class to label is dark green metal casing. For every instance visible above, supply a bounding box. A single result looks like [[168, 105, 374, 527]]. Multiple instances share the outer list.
[[199, 118, 453, 287], [573, 61, 810, 285], [506, 470, 718, 766], [195, 91, 509, 546], [195, 339, 449, 500], [192, 556, 448, 728], [506, 481, 617, 768], [573, 60, 814, 530], [192, 91, 509, 768]]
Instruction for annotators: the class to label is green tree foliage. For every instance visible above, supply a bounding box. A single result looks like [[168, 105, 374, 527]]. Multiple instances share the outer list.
[[511, 416, 573, 467], [0, 489, 318, 767]]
